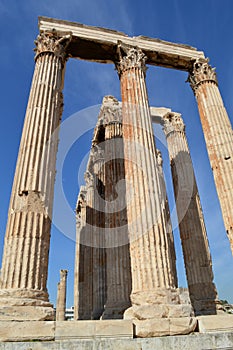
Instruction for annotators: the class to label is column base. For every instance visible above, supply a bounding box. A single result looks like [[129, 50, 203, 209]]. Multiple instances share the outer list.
[[0, 321, 55, 342], [92, 307, 105, 320], [101, 301, 131, 320], [76, 310, 93, 320], [189, 283, 221, 316], [0, 289, 54, 321], [192, 299, 223, 316], [124, 288, 197, 337], [133, 317, 197, 337]]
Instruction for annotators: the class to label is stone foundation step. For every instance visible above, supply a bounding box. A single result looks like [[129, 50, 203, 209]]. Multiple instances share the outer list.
[[1, 332, 233, 350], [55, 320, 133, 340], [198, 314, 233, 333]]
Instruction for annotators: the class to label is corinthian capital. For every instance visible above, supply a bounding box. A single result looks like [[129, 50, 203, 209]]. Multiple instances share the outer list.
[[115, 47, 147, 77], [98, 95, 122, 125], [60, 269, 68, 280], [188, 58, 218, 93], [163, 113, 185, 136], [34, 30, 72, 62]]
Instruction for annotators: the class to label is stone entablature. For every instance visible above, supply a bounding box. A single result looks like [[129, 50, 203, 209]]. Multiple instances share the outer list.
[[38, 17, 205, 70]]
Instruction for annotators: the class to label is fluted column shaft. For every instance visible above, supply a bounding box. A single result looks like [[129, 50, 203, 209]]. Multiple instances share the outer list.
[[79, 171, 95, 319], [163, 112, 218, 315], [56, 270, 68, 321], [74, 186, 87, 320], [103, 119, 131, 319], [0, 31, 71, 304], [116, 48, 176, 299], [156, 150, 177, 288], [188, 59, 233, 253], [92, 147, 106, 319]]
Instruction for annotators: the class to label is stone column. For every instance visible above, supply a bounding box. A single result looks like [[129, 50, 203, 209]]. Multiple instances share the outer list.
[[101, 96, 131, 319], [116, 47, 195, 337], [0, 31, 71, 320], [188, 59, 233, 253], [92, 145, 107, 319], [74, 186, 87, 320], [156, 149, 177, 288], [78, 169, 95, 319], [56, 269, 68, 321], [163, 112, 219, 315]]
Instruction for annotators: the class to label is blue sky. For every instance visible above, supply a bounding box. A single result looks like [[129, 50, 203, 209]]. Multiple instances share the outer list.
[[0, 0, 233, 308]]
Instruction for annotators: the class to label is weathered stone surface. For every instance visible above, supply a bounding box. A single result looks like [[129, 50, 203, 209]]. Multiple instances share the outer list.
[[74, 186, 91, 320], [39, 17, 205, 70], [156, 149, 178, 288], [198, 315, 233, 333], [55, 321, 95, 340], [1, 16, 231, 342], [133, 317, 197, 337], [177, 287, 191, 305], [130, 289, 180, 306], [0, 290, 53, 305], [74, 96, 132, 320], [96, 320, 133, 338], [101, 303, 131, 320], [0, 321, 55, 341], [123, 307, 134, 320], [132, 298, 192, 320], [188, 59, 233, 255], [118, 47, 177, 299], [133, 304, 169, 320], [169, 317, 197, 335], [168, 305, 194, 318], [0, 29, 70, 320], [0, 305, 54, 321], [55, 320, 133, 340], [163, 112, 219, 315], [1, 332, 233, 350], [56, 270, 68, 321], [116, 47, 195, 336]]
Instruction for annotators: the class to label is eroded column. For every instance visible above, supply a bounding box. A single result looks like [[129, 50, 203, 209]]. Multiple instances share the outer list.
[[56, 269, 68, 321], [79, 170, 95, 319], [163, 112, 219, 315], [101, 96, 131, 319], [92, 145, 107, 319], [116, 47, 195, 337], [188, 59, 233, 253], [74, 186, 87, 320], [156, 149, 177, 288], [0, 31, 71, 320]]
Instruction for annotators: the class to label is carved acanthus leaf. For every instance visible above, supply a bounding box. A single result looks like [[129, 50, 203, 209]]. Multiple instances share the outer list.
[[34, 30, 72, 62], [188, 58, 218, 93], [163, 113, 185, 136], [115, 47, 147, 76]]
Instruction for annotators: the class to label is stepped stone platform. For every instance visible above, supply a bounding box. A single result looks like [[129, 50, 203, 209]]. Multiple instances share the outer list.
[[0, 331, 233, 350], [0, 317, 233, 349]]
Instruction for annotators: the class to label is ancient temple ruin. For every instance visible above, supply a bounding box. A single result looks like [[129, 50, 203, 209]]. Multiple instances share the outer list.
[[0, 16, 232, 343], [74, 95, 220, 336]]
